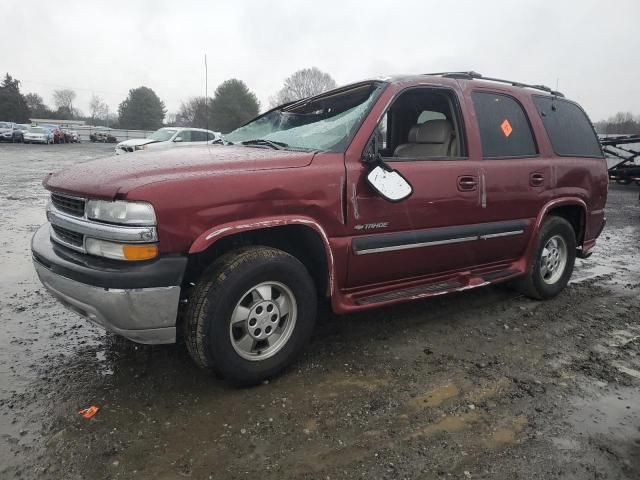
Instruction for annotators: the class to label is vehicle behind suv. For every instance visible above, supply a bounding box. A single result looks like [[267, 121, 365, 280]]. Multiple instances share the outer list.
[[115, 127, 221, 154], [0, 121, 23, 142], [23, 126, 53, 144], [32, 72, 607, 385]]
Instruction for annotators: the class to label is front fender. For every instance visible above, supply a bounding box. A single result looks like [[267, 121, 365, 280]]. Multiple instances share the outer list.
[[188, 215, 336, 294]]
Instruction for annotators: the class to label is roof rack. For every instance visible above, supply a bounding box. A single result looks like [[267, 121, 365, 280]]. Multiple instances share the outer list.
[[423, 71, 564, 97]]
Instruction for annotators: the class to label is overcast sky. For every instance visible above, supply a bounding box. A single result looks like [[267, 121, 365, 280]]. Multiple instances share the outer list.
[[3, 0, 639, 122]]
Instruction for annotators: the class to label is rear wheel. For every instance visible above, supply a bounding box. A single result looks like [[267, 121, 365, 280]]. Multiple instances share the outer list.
[[184, 246, 317, 386], [514, 216, 576, 300]]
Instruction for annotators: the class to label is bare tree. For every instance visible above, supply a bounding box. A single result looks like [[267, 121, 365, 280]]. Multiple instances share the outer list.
[[89, 94, 108, 124], [594, 111, 640, 135], [270, 67, 337, 107], [175, 96, 209, 128], [164, 112, 177, 126], [25, 93, 51, 117], [53, 89, 77, 117]]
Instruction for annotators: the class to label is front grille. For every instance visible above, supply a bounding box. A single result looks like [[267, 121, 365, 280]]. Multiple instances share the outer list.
[[51, 224, 84, 247], [51, 193, 85, 217]]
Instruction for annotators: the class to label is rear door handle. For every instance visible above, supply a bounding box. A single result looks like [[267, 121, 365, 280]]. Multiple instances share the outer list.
[[530, 173, 544, 187], [457, 175, 478, 191]]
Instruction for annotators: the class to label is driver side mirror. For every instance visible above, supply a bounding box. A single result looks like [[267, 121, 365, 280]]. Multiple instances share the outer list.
[[363, 135, 413, 202], [366, 165, 413, 202], [174, 136, 183, 142]]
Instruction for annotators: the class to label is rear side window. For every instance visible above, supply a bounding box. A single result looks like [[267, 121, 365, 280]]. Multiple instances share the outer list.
[[532, 96, 603, 157], [191, 131, 208, 141], [472, 91, 537, 158]]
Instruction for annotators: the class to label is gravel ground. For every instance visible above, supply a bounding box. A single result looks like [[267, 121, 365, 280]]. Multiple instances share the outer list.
[[0, 142, 639, 480]]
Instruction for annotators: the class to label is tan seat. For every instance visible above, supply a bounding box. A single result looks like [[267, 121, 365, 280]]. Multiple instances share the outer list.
[[393, 119, 456, 158]]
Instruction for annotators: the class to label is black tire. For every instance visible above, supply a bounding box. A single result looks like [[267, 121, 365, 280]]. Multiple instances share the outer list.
[[184, 246, 317, 386], [514, 216, 576, 300]]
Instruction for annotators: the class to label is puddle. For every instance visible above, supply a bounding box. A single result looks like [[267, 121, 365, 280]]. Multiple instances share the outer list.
[[487, 415, 528, 446], [410, 383, 460, 409], [408, 412, 480, 438], [569, 388, 640, 439], [550, 437, 582, 451]]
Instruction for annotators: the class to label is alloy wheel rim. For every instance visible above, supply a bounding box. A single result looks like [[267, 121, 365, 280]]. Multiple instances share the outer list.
[[229, 281, 297, 361], [540, 235, 568, 285]]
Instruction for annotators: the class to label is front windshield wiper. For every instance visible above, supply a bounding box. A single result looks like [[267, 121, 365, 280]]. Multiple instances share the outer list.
[[241, 139, 288, 150], [211, 137, 233, 145]]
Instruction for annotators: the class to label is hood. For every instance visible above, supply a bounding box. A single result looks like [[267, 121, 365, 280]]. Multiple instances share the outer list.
[[0, 128, 11, 133], [44, 145, 315, 199], [117, 138, 156, 148]]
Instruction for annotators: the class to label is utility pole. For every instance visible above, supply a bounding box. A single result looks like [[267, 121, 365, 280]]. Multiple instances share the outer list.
[[205, 54, 208, 132]]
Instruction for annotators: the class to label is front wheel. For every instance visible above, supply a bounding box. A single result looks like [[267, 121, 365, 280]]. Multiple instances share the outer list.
[[184, 247, 317, 386], [514, 216, 576, 300]]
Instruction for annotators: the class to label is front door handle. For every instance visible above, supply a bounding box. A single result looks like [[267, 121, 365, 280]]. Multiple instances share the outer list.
[[530, 173, 544, 187], [457, 175, 478, 191]]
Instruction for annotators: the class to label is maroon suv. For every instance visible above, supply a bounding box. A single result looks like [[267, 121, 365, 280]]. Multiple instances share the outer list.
[[32, 72, 607, 385]]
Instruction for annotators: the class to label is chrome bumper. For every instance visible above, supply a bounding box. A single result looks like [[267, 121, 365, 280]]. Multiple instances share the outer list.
[[34, 259, 180, 344]]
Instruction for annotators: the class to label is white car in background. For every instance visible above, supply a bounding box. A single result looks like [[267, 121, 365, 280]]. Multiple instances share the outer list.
[[115, 127, 220, 154], [23, 126, 53, 144]]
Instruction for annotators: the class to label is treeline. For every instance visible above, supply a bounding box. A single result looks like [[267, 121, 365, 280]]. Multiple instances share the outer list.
[[0, 67, 337, 133], [174, 67, 336, 132], [594, 112, 640, 135]]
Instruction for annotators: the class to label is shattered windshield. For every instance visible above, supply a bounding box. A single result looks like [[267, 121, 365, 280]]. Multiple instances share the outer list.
[[225, 82, 385, 152], [148, 129, 177, 142]]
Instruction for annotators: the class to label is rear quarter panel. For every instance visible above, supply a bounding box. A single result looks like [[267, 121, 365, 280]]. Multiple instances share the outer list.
[[554, 157, 608, 241], [518, 90, 608, 244]]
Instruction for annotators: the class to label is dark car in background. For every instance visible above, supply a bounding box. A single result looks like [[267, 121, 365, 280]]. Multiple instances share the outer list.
[[90, 131, 118, 143], [67, 130, 81, 143]]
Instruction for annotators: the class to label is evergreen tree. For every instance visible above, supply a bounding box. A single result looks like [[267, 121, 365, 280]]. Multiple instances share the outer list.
[[0, 73, 30, 122], [209, 79, 260, 133], [118, 86, 166, 130]]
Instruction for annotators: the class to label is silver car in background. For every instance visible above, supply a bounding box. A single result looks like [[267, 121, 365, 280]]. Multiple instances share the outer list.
[[23, 126, 53, 144], [115, 127, 221, 154], [0, 122, 22, 142]]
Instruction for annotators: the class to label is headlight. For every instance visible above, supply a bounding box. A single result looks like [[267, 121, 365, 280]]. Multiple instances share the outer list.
[[85, 238, 158, 261], [134, 144, 147, 151], [86, 200, 156, 225]]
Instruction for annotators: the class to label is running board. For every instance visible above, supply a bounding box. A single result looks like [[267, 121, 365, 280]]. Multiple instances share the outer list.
[[356, 280, 465, 305], [481, 268, 519, 282], [352, 267, 521, 307]]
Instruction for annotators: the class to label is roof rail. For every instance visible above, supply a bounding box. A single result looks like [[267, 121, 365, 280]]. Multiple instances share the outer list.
[[423, 71, 564, 97]]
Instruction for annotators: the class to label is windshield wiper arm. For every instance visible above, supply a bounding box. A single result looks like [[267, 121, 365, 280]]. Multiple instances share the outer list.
[[241, 139, 288, 150], [211, 138, 233, 145]]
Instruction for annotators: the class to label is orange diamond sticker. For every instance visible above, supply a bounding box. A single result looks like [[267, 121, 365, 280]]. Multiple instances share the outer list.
[[501, 119, 513, 137]]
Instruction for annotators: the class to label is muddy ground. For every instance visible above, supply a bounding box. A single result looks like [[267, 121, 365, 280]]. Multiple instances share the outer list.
[[0, 142, 639, 480]]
